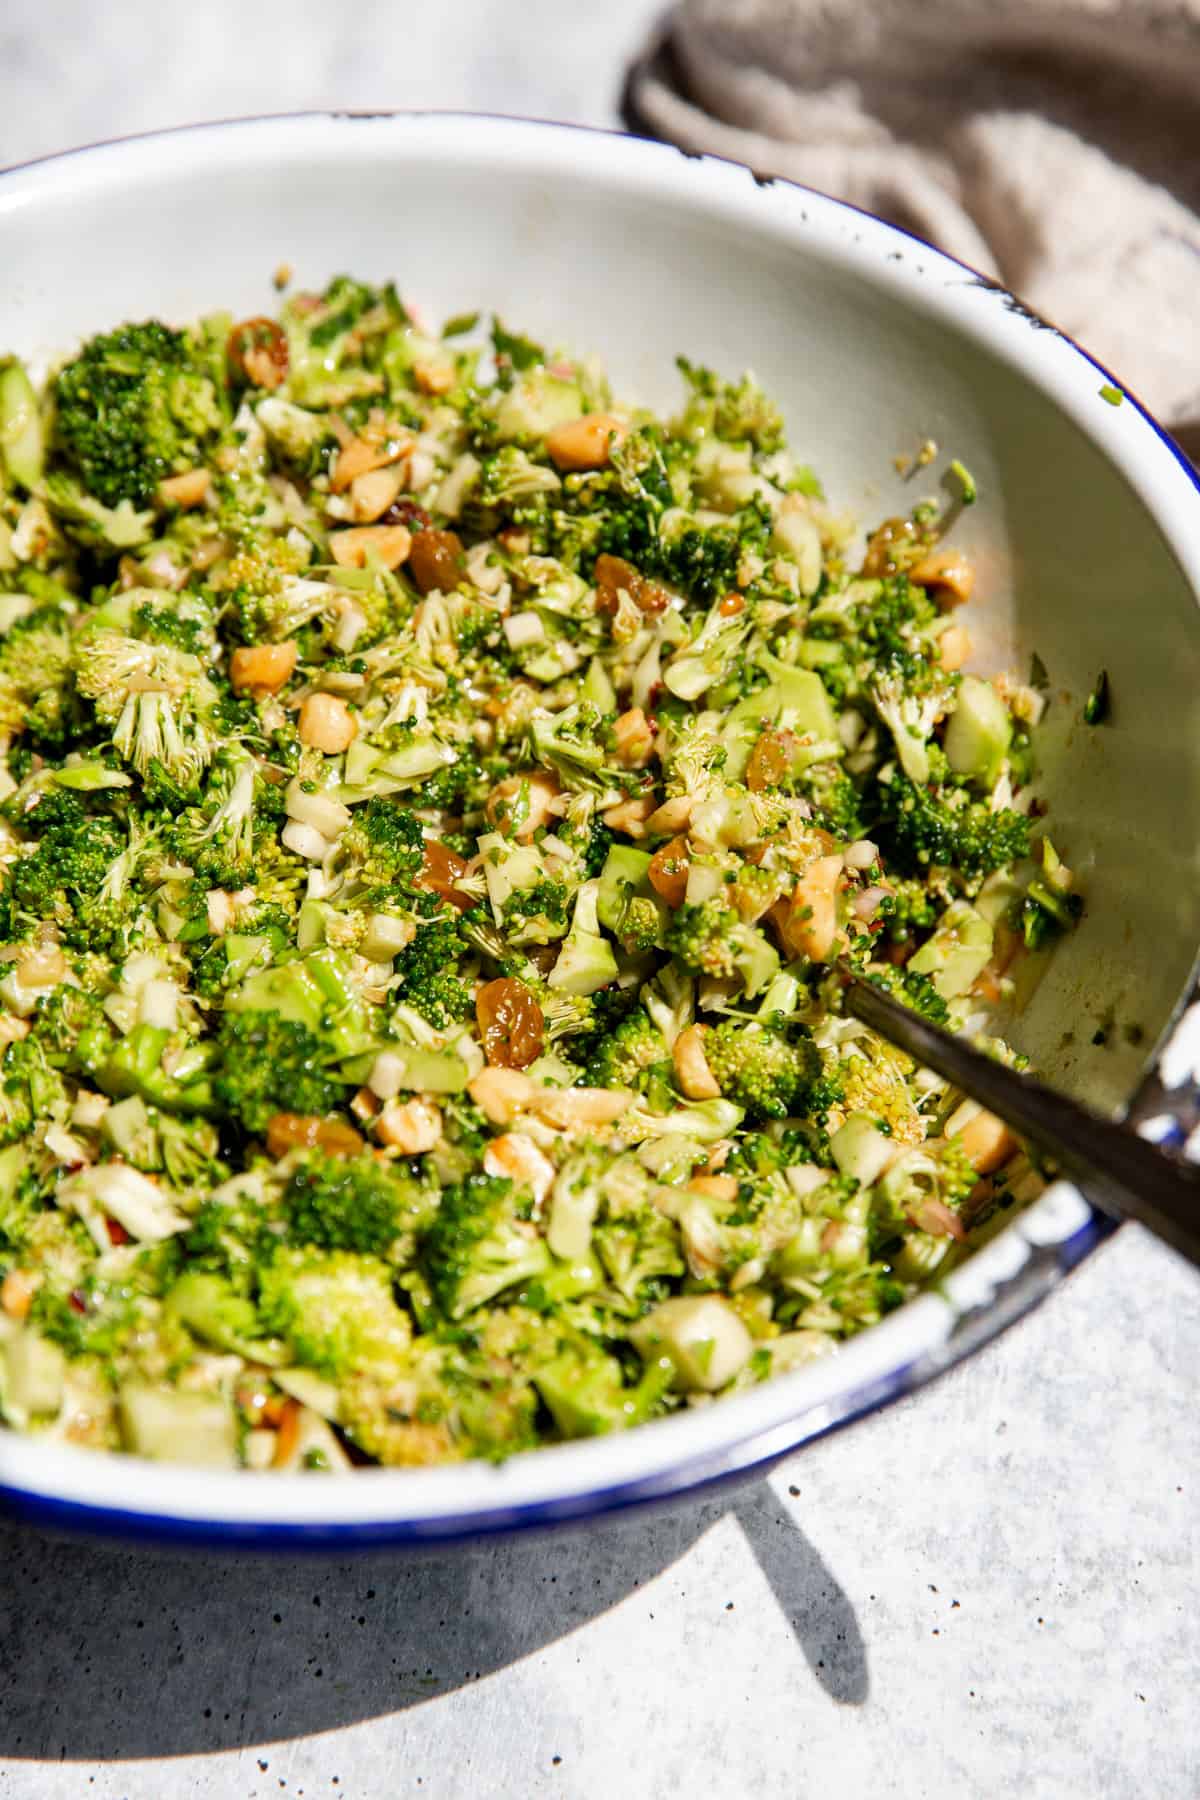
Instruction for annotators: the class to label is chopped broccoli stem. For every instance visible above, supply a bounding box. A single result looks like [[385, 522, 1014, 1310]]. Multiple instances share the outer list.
[[1083, 669, 1110, 726]]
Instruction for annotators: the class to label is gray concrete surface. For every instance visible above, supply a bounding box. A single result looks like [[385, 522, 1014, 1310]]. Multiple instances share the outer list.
[[0, 6, 1197, 1794], [0, 1228, 1196, 1799]]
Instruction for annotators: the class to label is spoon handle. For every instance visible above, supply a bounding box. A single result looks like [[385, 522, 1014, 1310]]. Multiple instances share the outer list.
[[842, 973, 1200, 1269]]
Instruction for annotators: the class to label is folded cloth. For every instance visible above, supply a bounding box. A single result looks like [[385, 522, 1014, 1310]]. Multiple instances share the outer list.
[[624, 0, 1200, 447]]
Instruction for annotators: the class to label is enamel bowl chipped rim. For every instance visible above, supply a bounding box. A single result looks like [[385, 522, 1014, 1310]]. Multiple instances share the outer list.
[[0, 113, 1197, 1547]]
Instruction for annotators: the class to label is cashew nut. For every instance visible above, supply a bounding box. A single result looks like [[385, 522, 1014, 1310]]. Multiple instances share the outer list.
[[778, 854, 844, 962], [376, 1099, 443, 1154], [673, 1025, 721, 1100], [329, 524, 412, 571], [614, 707, 656, 769], [545, 412, 628, 472], [483, 1131, 556, 1204], [157, 468, 211, 509], [229, 640, 298, 696], [910, 547, 975, 606], [298, 692, 358, 753]]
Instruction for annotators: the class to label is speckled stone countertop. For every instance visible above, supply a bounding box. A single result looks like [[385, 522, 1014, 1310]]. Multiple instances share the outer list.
[[0, 7, 1197, 1794]]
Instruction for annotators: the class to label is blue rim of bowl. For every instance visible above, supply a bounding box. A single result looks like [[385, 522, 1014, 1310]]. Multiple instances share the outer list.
[[0, 112, 1192, 1548]]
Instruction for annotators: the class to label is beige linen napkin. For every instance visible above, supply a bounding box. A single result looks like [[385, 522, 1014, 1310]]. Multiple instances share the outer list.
[[624, 0, 1200, 448]]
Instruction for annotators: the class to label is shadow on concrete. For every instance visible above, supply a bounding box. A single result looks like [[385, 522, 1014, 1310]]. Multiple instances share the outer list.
[[0, 1478, 866, 1762]]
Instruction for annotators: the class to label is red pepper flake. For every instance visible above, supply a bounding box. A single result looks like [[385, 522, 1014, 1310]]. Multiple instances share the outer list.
[[106, 1218, 131, 1246], [68, 1289, 88, 1315]]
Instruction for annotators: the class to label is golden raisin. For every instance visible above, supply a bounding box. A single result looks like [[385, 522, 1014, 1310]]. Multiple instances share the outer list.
[[718, 591, 745, 616], [594, 553, 669, 616], [647, 835, 691, 908], [408, 528, 465, 596], [476, 978, 545, 1070], [265, 1113, 364, 1158], [746, 729, 799, 793], [227, 317, 289, 389], [860, 515, 930, 578], [414, 840, 475, 912]]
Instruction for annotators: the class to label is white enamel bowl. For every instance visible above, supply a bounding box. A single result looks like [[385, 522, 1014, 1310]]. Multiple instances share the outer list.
[[1, 114, 1198, 1546]]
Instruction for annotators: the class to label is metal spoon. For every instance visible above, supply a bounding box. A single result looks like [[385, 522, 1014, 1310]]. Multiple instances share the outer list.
[[841, 971, 1200, 1268]]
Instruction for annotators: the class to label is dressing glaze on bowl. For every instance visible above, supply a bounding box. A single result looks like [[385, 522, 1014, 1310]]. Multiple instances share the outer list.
[[1, 112, 1198, 1546]]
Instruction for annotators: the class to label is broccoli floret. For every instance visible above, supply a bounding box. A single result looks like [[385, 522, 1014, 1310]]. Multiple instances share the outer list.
[[257, 1246, 413, 1379], [474, 443, 562, 509], [183, 1190, 279, 1288], [422, 1173, 551, 1320], [132, 593, 218, 658], [212, 1009, 346, 1135], [396, 967, 474, 1032], [155, 1113, 229, 1189], [876, 878, 941, 944], [418, 752, 486, 812], [593, 1208, 685, 1305], [665, 899, 780, 996], [801, 764, 864, 841], [583, 430, 770, 605], [0, 1038, 66, 1145], [803, 573, 939, 704], [169, 752, 258, 883], [53, 320, 223, 510], [34, 1261, 173, 1366], [870, 664, 959, 787], [703, 1019, 820, 1122], [855, 574, 939, 670], [163, 1268, 283, 1359], [341, 797, 424, 883], [873, 771, 1031, 880], [279, 276, 405, 408], [656, 514, 765, 605], [283, 1151, 423, 1257], [0, 612, 75, 748], [220, 538, 322, 644], [5, 790, 126, 944], [1016, 852, 1084, 950], [29, 983, 108, 1072], [74, 628, 218, 785], [725, 1127, 820, 1178], [255, 395, 334, 473], [581, 820, 614, 880], [40, 472, 155, 552], [675, 357, 785, 454], [529, 705, 618, 795], [338, 1312, 551, 1466], [876, 1138, 979, 1235], [391, 915, 473, 1029], [584, 1009, 669, 1091], [662, 595, 755, 702], [862, 964, 951, 1028], [97, 1023, 216, 1115], [0, 1145, 38, 1256], [830, 1034, 925, 1145]]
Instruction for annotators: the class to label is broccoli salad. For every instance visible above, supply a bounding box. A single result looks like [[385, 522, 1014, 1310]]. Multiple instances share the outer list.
[[0, 279, 1080, 1471]]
